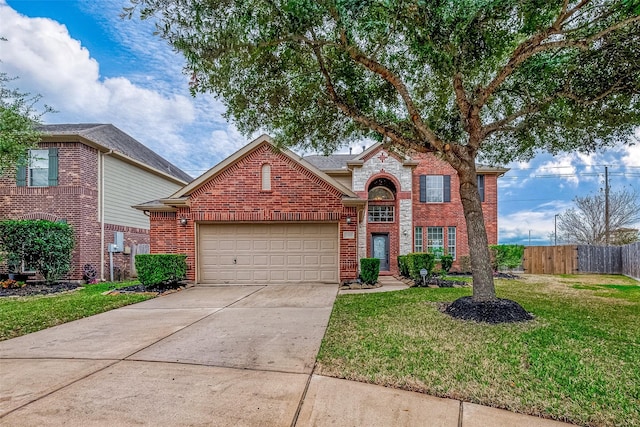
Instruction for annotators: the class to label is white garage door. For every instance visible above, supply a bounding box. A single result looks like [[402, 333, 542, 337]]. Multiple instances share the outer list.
[[198, 223, 339, 284]]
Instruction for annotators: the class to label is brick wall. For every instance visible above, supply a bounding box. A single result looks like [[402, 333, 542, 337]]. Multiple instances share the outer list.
[[411, 152, 500, 270], [148, 143, 359, 282], [0, 141, 152, 282], [0, 142, 101, 280]]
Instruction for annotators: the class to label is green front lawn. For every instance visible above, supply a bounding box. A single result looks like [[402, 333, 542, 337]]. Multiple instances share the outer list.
[[317, 274, 640, 427], [0, 282, 155, 341]]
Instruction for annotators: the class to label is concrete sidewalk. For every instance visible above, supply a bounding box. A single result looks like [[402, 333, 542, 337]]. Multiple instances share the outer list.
[[0, 283, 574, 426]]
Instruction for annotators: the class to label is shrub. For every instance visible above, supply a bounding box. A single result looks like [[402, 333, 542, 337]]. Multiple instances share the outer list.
[[0, 220, 75, 284], [397, 255, 409, 277], [489, 245, 525, 271], [360, 258, 380, 285], [440, 254, 454, 273], [135, 254, 187, 287], [406, 252, 435, 282]]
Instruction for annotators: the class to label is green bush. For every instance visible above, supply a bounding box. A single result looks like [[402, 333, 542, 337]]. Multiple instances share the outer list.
[[397, 255, 409, 277], [489, 245, 525, 271], [135, 254, 187, 287], [0, 220, 74, 284], [440, 254, 454, 273], [406, 252, 435, 281], [360, 258, 380, 285]]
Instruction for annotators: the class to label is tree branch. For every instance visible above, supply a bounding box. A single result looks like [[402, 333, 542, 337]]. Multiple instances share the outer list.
[[306, 37, 425, 153], [477, 2, 639, 107], [330, 20, 444, 151]]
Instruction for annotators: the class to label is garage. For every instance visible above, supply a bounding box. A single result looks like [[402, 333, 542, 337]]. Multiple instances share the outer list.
[[198, 223, 339, 284]]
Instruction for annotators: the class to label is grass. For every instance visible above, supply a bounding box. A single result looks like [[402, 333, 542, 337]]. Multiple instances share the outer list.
[[0, 281, 155, 341], [317, 274, 640, 427]]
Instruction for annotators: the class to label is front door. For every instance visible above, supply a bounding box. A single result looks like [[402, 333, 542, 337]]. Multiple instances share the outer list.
[[371, 234, 390, 271]]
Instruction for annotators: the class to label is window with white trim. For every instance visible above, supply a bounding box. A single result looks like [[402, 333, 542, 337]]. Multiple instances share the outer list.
[[448, 226, 457, 260], [419, 175, 451, 203], [368, 205, 394, 222], [414, 226, 423, 252], [17, 148, 58, 187], [427, 226, 444, 258]]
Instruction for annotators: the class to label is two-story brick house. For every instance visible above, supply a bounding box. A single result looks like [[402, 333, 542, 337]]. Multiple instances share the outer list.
[[139, 134, 506, 284], [0, 124, 191, 281]]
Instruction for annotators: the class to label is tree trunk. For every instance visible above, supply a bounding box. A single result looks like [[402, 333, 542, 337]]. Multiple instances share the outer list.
[[455, 160, 496, 302]]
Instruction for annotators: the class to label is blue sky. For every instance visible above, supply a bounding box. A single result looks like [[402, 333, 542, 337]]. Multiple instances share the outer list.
[[1, 0, 639, 245]]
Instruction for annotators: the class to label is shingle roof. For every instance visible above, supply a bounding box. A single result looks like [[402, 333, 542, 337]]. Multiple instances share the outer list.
[[303, 154, 359, 170], [38, 124, 192, 183]]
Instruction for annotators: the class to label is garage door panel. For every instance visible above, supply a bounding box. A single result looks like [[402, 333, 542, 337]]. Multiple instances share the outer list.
[[198, 223, 338, 284], [270, 240, 286, 250]]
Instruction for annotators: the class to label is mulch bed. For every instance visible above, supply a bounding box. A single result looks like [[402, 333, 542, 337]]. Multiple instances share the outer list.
[[443, 296, 534, 323], [0, 282, 82, 297], [104, 282, 191, 295]]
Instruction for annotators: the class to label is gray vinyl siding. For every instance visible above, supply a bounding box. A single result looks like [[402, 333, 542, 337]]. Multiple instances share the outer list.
[[103, 156, 182, 229]]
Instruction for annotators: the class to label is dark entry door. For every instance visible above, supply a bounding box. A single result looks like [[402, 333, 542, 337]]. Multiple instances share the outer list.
[[371, 234, 390, 271]]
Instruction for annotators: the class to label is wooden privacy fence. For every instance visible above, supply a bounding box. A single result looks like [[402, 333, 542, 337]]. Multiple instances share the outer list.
[[523, 242, 640, 279], [523, 245, 578, 275]]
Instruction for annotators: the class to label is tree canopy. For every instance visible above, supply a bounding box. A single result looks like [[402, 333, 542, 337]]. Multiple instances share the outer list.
[[129, 0, 640, 305], [0, 71, 52, 176]]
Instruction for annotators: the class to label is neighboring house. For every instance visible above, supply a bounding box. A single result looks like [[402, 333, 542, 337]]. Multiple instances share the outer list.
[[0, 124, 191, 281], [138, 135, 507, 284]]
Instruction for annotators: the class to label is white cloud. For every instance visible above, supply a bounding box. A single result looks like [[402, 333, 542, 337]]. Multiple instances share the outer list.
[[0, 1, 246, 175]]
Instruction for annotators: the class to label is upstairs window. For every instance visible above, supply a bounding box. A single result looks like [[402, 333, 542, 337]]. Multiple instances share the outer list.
[[17, 148, 58, 187], [261, 163, 271, 191], [368, 205, 394, 222], [477, 174, 485, 202], [419, 175, 450, 203], [368, 186, 394, 201]]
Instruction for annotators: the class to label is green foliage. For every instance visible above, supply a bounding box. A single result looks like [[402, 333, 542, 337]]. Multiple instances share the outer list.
[[489, 244, 525, 271], [129, 0, 640, 301], [319, 274, 640, 427], [135, 254, 187, 287], [129, 0, 640, 161], [406, 252, 436, 282], [440, 254, 454, 273], [397, 255, 409, 277], [0, 281, 154, 341], [0, 220, 74, 284], [360, 258, 380, 285], [0, 71, 52, 175]]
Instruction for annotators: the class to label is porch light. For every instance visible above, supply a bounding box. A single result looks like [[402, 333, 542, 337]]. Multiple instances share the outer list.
[[180, 218, 188, 226], [346, 217, 352, 224]]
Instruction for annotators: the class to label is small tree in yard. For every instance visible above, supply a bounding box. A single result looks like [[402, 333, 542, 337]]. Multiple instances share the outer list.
[[128, 1, 640, 322], [0, 220, 74, 284], [558, 189, 640, 245]]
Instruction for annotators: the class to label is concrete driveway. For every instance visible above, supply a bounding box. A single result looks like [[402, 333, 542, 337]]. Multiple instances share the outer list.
[[0, 284, 337, 426], [0, 283, 575, 427]]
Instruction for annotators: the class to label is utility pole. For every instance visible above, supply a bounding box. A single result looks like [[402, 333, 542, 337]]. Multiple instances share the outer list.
[[605, 166, 610, 246], [554, 214, 559, 246]]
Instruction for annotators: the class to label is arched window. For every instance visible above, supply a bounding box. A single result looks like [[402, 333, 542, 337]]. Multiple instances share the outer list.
[[261, 164, 271, 191], [368, 186, 394, 201]]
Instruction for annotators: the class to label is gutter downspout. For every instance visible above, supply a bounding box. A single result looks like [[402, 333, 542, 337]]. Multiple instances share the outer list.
[[99, 150, 113, 281]]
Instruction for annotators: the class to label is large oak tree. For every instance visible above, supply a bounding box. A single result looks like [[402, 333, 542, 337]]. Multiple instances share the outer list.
[[128, 0, 640, 308]]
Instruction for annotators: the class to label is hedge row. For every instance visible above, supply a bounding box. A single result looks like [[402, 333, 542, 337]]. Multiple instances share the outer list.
[[135, 254, 187, 287]]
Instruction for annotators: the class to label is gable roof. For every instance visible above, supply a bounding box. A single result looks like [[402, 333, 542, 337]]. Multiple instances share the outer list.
[[38, 123, 192, 184], [165, 134, 361, 203], [305, 142, 509, 175]]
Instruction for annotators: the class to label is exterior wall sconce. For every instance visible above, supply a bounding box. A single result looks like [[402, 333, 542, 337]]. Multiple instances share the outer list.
[[346, 217, 352, 224], [179, 218, 188, 226]]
